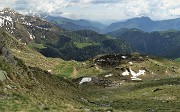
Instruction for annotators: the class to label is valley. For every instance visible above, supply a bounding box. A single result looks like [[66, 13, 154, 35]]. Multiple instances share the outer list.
[[0, 8, 180, 112]]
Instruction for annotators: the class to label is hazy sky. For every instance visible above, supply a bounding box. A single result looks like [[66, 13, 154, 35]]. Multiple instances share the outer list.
[[0, 0, 180, 21]]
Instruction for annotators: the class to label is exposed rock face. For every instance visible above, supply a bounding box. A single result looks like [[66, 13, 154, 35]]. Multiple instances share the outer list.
[[0, 70, 8, 81], [94, 54, 145, 68], [0, 40, 36, 84], [0, 43, 12, 83], [0, 43, 17, 65]]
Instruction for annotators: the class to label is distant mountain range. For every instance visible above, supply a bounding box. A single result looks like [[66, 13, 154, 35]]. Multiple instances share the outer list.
[[46, 16, 106, 33], [107, 28, 180, 59], [46, 16, 180, 33], [105, 17, 180, 33]]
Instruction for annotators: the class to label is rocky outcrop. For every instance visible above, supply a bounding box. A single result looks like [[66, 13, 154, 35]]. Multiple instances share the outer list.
[[0, 40, 36, 85], [0, 70, 8, 81], [0, 42, 17, 65]]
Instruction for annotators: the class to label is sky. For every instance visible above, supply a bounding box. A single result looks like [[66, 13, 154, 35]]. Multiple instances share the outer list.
[[0, 0, 180, 22]]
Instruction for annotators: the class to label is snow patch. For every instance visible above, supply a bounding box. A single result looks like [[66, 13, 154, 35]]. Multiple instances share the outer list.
[[20, 17, 25, 20], [0, 18, 4, 27], [105, 74, 113, 78], [121, 56, 127, 59], [79, 77, 92, 84], [97, 59, 106, 62], [27, 31, 35, 40], [5, 16, 12, 21], [48, 70, 52, 72], [130, 69, 145, 79], [122, 68, 145, 80], [122, 69, 130, 76], [36, 26, 48, 30], [0, 11, 4, 14], [22, 21, 31, 26], [41, 35, 46, 38], [131, 77, 142, 81], [0, 16, 14, 30], [129, 62, 133, 64]]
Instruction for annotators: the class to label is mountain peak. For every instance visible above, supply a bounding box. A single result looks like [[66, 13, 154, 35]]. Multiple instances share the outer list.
[[139, 16, 151, 20], [0, 8, 21, 29], [128, 16, 152, 21], [1, 8, 17, 15]]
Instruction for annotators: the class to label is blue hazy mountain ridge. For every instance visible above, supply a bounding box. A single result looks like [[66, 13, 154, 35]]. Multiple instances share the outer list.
[[46, 16, 106, 33], [46, 16, 180, 33], [105, 17, 180, 33]]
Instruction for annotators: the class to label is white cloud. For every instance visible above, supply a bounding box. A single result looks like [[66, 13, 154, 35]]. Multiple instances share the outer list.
[[0, 0, 71, 15], [124, 0, 150, 16], [0, 0, 180, 21], [0, 0, 17, 9], [112, 0, 180, 20], [16, 0, 70, 14], [170, 8, 180, 16]]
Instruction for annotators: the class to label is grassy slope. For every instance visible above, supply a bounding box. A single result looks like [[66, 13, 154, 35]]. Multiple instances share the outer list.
[[80, 77, 180, 112], [3, 30, 105, 78], [0, 31, 84, 111], [76, 54, 180, 111], [175, 58, 180, 62], [12, 37, 179, 80], [0, 67, 84, 112], [9, 39, 180, 112], [0, 38, 86, 111], [52, 54, 180, 111], [1, 30, 180, 111]]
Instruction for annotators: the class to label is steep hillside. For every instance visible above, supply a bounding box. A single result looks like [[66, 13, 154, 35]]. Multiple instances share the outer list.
[[107, 28, 180, 59], [0, 8, 67, 45], [40, 30, 132, 61], [0, 39, 87, 111], [105, 16, 180, 33], [0, 29, 62, 72]]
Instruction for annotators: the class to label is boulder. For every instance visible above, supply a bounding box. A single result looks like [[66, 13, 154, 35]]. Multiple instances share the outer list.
[[0, 70, 8, 81], [0, 43, 17, 65]]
